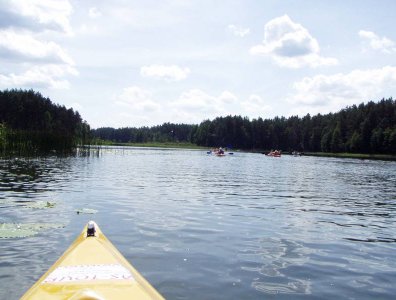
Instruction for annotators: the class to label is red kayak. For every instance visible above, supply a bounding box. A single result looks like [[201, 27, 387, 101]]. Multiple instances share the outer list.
[[266, 151, 281, 157]]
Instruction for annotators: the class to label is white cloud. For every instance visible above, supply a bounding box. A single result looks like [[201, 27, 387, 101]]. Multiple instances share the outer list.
[[88, 7, 102, 19], [0, 1, 76, 91], [241, 94, 272, 116], [78, 24, 99, 35], [218, 90, 238, 104], [113, 86, 163, 127], [171, 89, 233, 112], [0, 64, 78, 89], [171, 89, 219, 112], [169, 89, 240, 123], [70, 102, 83, 111], [113, 87, 242, 126], [117, 112, 154, 127], [109, 6, 182, 29], [0, 29, 74, 65], [140, 65, 190, 81], [228, 24, 250, 37], [288, 66, 396, 115], [359, 30, 396, 53], [112, 86, 274, 126], [1, 0, 73, 35], [250, 15, 337, 68], [116, 86, 160, 112], [168, 90, 273, 123], [0, 0, 76, 87]]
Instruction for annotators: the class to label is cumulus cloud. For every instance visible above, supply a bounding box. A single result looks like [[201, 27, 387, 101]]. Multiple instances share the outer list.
[[140, 64, 190, 81], [288, 66, 396, 115], [168, 89, 241, 123], [171, 89, 235, 112], [70, 102, 83, 111], [113, 86, 163, 127], [113, 86, 273, 126], [171, 89, 220, 112], [113, 86, 243, 126], [359, 30, 396, 53], [116, 86, 160, 112], [228, 24, 250, 37], [169, 90, 273, 123], [0, 0, 76, 90], [241, 94, 272, 116], [0, 0, 73, 35], [0, 29, 74, 65], [250, 15, 337, 68], [0, 64, 78, 89], [88, 7, 102, 19]]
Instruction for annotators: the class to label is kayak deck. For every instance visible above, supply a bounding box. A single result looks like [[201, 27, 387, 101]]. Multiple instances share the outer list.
[[21, 221, 164, 300]]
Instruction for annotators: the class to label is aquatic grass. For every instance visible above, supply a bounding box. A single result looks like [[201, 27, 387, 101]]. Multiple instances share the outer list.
[[303, 152, 396, 161], [0, 199, 57, 209], [76, 208, 98, 214], [23, 201, 56, 209], [98, 141, 206, 150], [0, 223, 65, 239], [0, 198, 17, 207], [0, 224, 36, 238]]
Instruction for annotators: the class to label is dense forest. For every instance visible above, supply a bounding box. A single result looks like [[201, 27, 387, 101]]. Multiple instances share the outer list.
[[0, 89, 90, 153], [92, 123, 196, 144], [92, 98, 396, 154], [1, 89, 395, 155]]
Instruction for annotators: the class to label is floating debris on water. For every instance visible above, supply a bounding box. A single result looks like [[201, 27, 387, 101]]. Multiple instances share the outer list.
[[0, 223, 65, 239], [0, 224, 36, 238], [0, 199, 16, 207], [23, 201, 56, 209], [76, 208, 98, 214]]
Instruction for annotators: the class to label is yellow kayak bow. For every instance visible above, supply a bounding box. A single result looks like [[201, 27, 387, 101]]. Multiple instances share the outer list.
[[21, 221, 165, 300]]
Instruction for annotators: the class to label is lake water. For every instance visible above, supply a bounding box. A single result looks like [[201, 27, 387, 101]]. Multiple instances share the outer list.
[[1, 147, 395, 299]]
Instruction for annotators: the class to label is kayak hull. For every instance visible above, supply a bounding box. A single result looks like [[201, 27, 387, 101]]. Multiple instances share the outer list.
[[20, 222, 165, 300]]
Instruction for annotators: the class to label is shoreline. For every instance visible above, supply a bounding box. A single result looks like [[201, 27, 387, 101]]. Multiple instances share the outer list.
[[300, 152, 396, 161], [91, 142, 396, 161], [92, 141, 207, 150]]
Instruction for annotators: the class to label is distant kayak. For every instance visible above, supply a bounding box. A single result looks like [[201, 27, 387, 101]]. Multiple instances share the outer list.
[[265, 150, 281, 157], [207, 147, 235, 156], [21, 221, 164, 300], [291, 151, 301, 156], [266, 153, 281, 157]]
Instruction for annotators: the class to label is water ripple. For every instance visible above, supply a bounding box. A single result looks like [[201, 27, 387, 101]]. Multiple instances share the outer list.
[[1, 150, 396, 299]]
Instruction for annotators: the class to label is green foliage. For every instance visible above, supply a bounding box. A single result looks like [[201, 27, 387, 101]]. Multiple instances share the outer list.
[[92, 122, 195, 144], [0, 223, 64, 239], [191, 98, 395, 154], [76, 208, 98, 214], [331, 122, 343, 152], [23, 201, 56, 209], [349, 131, 362, 153], [321, 130, 331, 152], [0, 123, 6, 150], [0, 89, 90, 154], [93, 98, 396, 155]]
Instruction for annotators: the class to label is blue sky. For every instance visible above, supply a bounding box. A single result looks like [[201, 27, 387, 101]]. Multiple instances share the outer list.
[[1, 0, 396, 128]]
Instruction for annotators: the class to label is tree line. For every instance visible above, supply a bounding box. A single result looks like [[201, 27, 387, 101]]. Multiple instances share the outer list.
[[0, 89, 90, 153], [92, 98, 396, 154], [1, 89, 394, 155], [193, 98, 396, 154], [92, 123, 196, 144]]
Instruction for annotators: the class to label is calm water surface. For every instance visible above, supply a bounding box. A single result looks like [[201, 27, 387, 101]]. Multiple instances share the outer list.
[[1, 147, 395, 299]]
